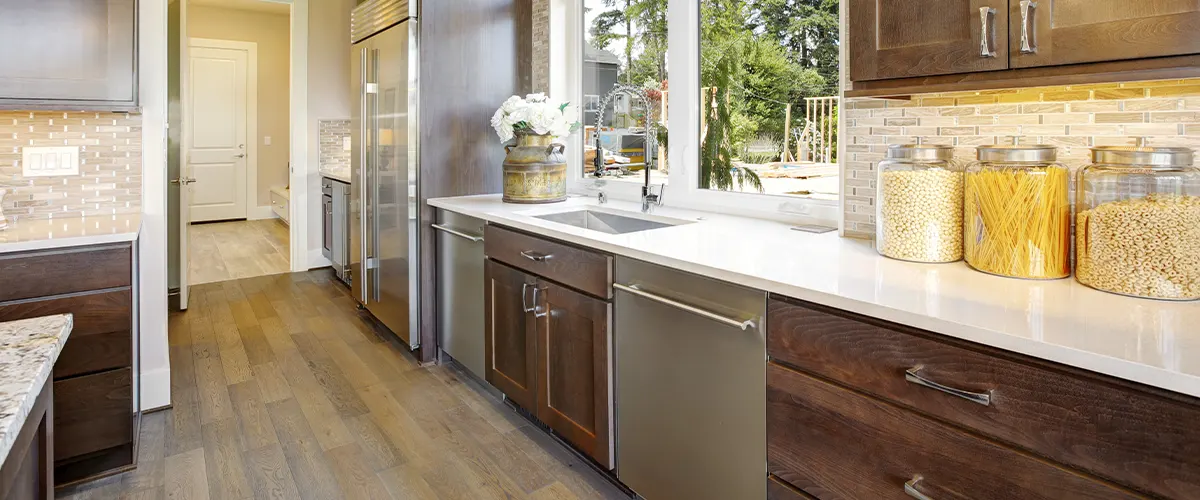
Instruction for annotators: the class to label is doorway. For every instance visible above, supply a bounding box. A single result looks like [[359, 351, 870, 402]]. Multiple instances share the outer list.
[[178, 0, 297, 294]]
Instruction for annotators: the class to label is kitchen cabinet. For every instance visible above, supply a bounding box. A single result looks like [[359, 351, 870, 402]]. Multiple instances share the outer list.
[[1009, 1, 1200, 69], [849, 0, 1009, 81], [0, 242, 140, 486], [484, 259, 538, 411], [0, 384, 52, 500], [766, 295, 1200, 499], [847, 0, 1200, 96], [0, 0, 139, 110], [534, 281, 612, 468], [484, 225, 614, 468]]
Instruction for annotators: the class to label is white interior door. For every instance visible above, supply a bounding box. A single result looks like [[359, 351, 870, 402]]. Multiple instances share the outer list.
[[188, 45, 248, 222]]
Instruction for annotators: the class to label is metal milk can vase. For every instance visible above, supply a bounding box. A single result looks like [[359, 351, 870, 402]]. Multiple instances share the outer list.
[[503, 133, 567, 204]]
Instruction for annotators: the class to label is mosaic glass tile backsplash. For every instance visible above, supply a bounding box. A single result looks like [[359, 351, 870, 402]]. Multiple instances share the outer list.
[[319, 119, 351, 170], [0, 111, 143, 222], [842, 79, 1200, 239]]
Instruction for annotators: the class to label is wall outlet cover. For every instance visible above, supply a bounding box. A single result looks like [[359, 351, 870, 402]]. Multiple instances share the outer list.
[[343, 137, 352, 151], [21, 146, 80, 177], [264, 136, 272, 146]]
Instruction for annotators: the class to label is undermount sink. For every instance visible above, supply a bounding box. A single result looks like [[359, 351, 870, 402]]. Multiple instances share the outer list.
[[534, 209, 692, 235]]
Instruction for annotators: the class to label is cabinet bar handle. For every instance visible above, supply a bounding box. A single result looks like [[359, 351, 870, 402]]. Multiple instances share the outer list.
[[521, 283, 535, 313], [904, 476, 934, 500], [432, 224, 483, 242], [615, 283, 756, 331], [520, 250, 552, 262], [905, 365, 992, 406], [1019, 0, 1037, 53], [979, 7, 997, 58]]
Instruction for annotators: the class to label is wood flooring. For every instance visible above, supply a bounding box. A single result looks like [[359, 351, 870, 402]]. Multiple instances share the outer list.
[[189, 220, 290, 286], [56, 270, 629, 500]]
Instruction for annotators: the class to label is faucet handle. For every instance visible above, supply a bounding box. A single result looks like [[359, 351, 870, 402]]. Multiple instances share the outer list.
[[645, 183, 665, 205]]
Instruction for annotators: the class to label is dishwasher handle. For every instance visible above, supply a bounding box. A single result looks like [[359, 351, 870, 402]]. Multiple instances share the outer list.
[[615, 283, 757, 331], [432, 223, 484, 242]]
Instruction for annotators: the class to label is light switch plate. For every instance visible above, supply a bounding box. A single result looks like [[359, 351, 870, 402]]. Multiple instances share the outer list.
[[343, 137, 352, 151], [264, 136, 272, 146], [22, 146, 80, 177]]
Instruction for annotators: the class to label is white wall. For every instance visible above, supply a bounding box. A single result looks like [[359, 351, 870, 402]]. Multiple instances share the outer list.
[[303, 0, 355, 269], [141, 0, 171, 411]]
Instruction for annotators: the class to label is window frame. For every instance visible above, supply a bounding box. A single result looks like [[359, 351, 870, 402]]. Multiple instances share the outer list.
[[551, 0, 845, 227]]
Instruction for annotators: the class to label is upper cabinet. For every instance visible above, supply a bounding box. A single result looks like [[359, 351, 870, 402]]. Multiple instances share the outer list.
[[1010, 0, 1200, 68], [847, 0, 1200, 96], [0, 0, 138, 110], [849, 0, 1009, 81]]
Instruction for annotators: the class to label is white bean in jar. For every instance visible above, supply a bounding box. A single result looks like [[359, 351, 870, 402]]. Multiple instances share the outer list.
[[877, 169, 964, 263]]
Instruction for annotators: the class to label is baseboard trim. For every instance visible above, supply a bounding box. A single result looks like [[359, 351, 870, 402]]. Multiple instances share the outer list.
[[142, 403, 173, 414], [139, 366, 171, 411], [307, 248, 332, 270], [248, 205, 277, 220]]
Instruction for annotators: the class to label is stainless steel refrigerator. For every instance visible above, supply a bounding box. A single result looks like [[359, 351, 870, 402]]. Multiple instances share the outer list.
[[351, 0, 420, 349]]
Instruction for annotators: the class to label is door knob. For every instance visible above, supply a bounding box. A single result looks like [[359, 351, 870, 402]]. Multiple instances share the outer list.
[[235, 153, 246, 158], [171, 177, 197, 185]]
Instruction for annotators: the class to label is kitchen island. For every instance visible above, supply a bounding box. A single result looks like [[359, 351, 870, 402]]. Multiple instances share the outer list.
[[0, 314, 73, 499]]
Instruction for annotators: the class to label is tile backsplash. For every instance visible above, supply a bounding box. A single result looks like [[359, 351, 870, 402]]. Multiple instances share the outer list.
[[843, 79, 1200, 239], [318, 119, 351, 170], [0, 111, 142, 222]]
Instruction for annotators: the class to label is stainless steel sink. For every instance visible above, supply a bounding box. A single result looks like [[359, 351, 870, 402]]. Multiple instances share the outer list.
[[534, 209, 690, 235]]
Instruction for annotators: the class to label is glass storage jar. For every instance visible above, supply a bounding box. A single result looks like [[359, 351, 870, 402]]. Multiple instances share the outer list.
[[964, 144, 1070, 280], [1076, 146, 1200, 300], [876, 144, 963, 263]]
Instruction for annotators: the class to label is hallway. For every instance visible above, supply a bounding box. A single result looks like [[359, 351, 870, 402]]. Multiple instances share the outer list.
[[56, 271, 627, 500], [188, 220, 290, 285]]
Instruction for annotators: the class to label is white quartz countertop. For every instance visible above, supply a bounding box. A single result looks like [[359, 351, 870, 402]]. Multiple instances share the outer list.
[[320, 166, 350, 184], [0, 213, 141, 254], [430, 194, 1200, 399], [0, 314, 72, 463]]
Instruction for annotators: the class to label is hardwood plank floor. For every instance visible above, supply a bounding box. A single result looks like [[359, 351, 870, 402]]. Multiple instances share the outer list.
[[189, 219, 290, 286], [56, 270, 629, 500]]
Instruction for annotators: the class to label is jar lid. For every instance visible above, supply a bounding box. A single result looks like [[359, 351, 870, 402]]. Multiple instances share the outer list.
[[1090, 146, 1194, 167], [976, 144, 1057, 163], [886, 144, 953, 161]]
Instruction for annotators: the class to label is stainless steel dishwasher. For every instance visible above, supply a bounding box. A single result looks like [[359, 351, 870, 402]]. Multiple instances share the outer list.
[[434, 210, 487, 379], [615, 257, 766, 500]]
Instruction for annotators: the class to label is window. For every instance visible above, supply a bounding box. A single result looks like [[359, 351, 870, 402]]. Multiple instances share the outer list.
[[581, 0, 668, 185], [555, 0, 842, 223], [698, 0, 840, 201]]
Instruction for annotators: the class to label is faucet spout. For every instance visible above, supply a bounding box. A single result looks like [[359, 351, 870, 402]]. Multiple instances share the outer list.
[[594, 84, 661, 212]]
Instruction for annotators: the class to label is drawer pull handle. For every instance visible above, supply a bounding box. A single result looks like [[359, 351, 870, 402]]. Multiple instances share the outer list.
[[905, 365, 992, 406], [615, 283, 757, 331], [904, 476, 934, 500], [520, 250, 552, 262]]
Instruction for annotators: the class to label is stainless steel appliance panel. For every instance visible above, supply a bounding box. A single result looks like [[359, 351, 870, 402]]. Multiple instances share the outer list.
[[331, 179, 350, 283], [321, 178, 334, 260], [434, 210, 486, 379], [615, 257, 767, 500], [352, 17, 418, 348]]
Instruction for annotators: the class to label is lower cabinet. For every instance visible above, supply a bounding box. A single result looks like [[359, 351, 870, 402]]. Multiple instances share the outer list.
[[484, 258, 614, 469]]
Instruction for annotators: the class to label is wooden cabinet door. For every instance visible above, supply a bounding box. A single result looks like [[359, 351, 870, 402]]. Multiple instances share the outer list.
[[484, 260, 538, 411], [1010, 0, 1200, 68], [849, 0, 1009, 81], [0, 0, 137, 108], [534, 280, 613, 469]]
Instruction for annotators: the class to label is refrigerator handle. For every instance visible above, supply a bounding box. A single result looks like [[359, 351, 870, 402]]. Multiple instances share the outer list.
[[371, 47, 382, 303], [358, 46, 370, 304]]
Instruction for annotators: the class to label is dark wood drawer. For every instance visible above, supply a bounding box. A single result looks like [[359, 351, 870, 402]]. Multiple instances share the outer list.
[[0, 244, 131, 302], [485, 225, 612, 299], [53, 368, 133, 461], [767, 297, 1200, 499], [767, 363, 1138, 500], [0, 289, 133, 379]]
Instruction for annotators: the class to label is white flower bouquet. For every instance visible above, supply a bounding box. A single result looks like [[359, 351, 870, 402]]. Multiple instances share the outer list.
[[490, 93, 580, 142]]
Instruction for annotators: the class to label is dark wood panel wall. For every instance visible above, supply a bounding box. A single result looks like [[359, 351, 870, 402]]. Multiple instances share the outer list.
[[417, 0, 529, 363]]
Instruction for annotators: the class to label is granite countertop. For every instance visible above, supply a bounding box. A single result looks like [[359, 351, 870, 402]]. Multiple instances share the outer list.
[[0, 213, 141, 254], [320, 165, 351, 184], [430, 194, 1200, 399], [0, 314, 72, 463]]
